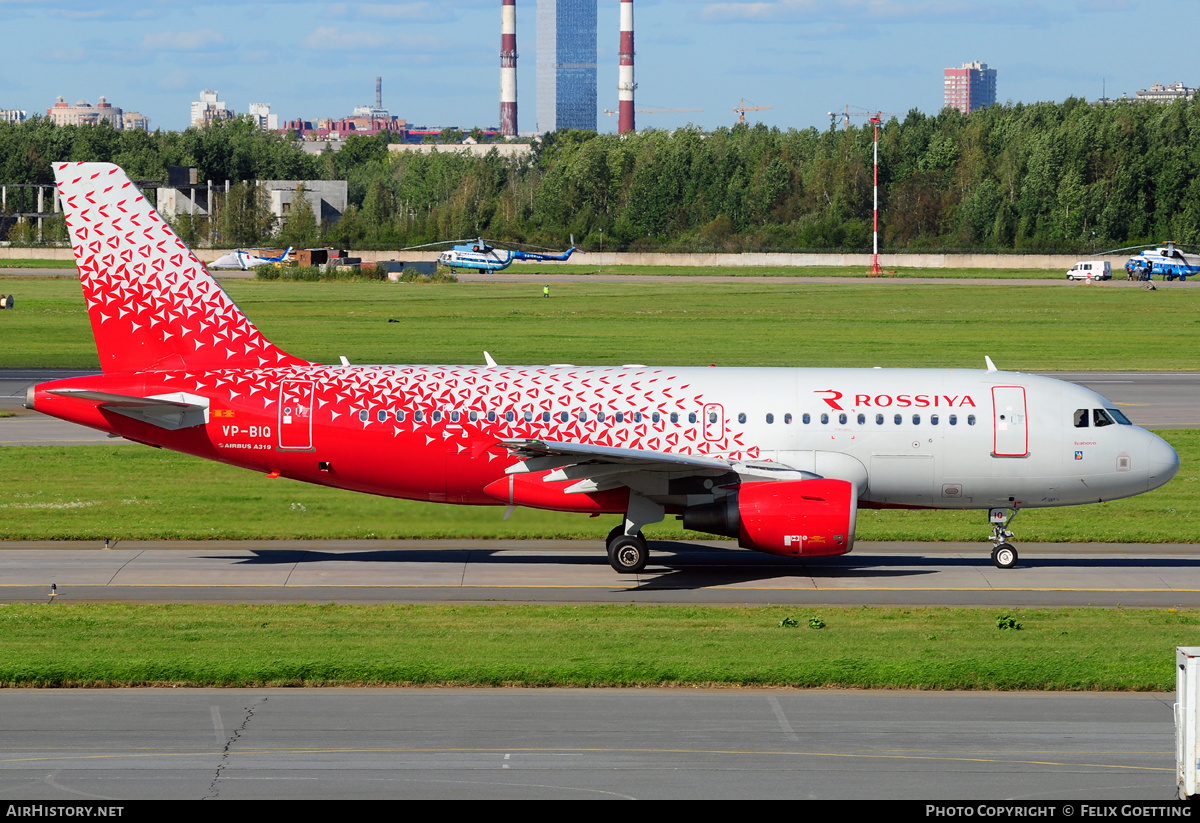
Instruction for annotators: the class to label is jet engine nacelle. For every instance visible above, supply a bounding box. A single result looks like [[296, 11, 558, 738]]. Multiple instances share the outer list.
[[682, 478, 857, 557]]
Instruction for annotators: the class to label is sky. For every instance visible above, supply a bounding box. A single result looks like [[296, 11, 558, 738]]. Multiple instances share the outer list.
[[1, 0, 1197, 135]]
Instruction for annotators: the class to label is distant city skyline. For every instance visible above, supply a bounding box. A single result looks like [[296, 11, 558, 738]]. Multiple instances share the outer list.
[[0, 1, 1196, 134]]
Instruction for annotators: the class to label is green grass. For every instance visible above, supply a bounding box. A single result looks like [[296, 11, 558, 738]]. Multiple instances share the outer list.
[[508, 262, 1066, 279], [2, 276, 1198, 371], [0, 430, 1194, 542], [0, 603, 1189, 689], [0, 259, 77, 269]]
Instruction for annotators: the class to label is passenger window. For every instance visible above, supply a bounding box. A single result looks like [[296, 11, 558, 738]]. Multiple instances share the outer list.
[[487, 411, 496, 423], [542, 411, 550, 422], [802, 413, 811, 424], [377, 410, 388, 422], [784, 413, 792, 424], [597, 411, 606, 423], [1093, 409, 1116, 428], [359, 410, 368, 422], [415, 410, 425, 422], [467, 411, 476, 422], [636, 412, 645, 423], [670, 412, 679, 424], [857, 413, 865, 425], [1074, 409, 1089, 428], [949, 414, 957, 426], [397, 411, 406, 422], [912, 414, 920, 425], [894, 414, 902, 425], [738, 412, 747, 424], [432, 411, 442, 422], [450, 411, 460, 423], [838, 413, 847, 424], [967, 415, 976, 426], [688, 412, 697, 424], [524, 411, 533, 422], [931, 414, 939, 426], [876, 414, 884, 425], [615, 412, 624, 423], [766, 413, 774, 424], [710, 412, 719, 424], [505, 411, 514, 422], [652, 412, 660, 423], [579, 411, 588, 422], [819, 413, 828, 424]]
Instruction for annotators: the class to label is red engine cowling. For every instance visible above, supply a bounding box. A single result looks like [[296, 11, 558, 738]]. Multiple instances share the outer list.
[[682, 478, 857, 557]]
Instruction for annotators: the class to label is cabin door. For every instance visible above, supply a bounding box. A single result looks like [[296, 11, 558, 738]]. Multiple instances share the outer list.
[[278, 380, 315, 451], [992, 386, 1028, 457]]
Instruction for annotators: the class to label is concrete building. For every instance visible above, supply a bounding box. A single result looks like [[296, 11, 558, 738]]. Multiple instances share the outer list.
[[537, 0, 597, 132], [122, 112, 150, 132], [388, 142, 532, 159], [46, 96, 124, 127], [191, 90, 233, 128], [248, 103, 278, 131], [261, 180, 347, 227], [157, 173, 347, 231], [944, 61, 997, 114], [0, 109, 26, 124], [1136, 82, 1195, 103]]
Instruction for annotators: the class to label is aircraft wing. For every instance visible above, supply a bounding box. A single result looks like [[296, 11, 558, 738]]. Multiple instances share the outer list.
[[500, 437, 816, 495], [46, 389, 209, 430]]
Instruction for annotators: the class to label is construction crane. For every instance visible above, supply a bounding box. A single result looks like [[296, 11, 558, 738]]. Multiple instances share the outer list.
[[829, 107, 902, 276], [733, 98, 772, 124]]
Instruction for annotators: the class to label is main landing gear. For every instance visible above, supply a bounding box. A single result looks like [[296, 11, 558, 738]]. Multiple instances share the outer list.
[[606, 526, 649, 573], [988, 506, 1020, 569], [605, 493, 664, 574]]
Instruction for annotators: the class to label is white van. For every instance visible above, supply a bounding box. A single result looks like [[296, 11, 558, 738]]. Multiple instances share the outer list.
[[1067, 260, 1111, 281]]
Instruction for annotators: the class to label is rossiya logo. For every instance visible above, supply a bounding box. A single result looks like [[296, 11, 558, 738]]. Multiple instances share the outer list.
[[814, 390, 844, 411], [814, 389, 977, 409]]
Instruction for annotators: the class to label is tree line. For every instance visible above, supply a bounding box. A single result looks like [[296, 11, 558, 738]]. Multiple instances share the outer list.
[[3, 96, 1199, 253]]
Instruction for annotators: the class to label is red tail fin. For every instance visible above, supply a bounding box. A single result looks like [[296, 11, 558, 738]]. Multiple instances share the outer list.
[[54, 162, 306, 373]]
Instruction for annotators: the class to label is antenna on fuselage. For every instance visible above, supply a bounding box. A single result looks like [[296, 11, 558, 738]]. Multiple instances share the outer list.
[[984, 356, 998, 372], [484, 351, 498, 367]]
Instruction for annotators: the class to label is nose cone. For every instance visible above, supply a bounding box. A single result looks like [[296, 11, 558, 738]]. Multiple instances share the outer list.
[[1145, 432, 1180, 492]]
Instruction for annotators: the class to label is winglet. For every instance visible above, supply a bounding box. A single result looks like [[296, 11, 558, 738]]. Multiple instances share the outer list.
[[985, 356, 998, 372]]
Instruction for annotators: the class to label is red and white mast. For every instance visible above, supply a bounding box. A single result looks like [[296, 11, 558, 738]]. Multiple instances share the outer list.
[[618, 0, 635, 134], [869, 112, 882, 276], [500, 0, 518, 137]]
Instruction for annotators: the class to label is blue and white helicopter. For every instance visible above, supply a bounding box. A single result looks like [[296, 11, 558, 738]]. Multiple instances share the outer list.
[[397, 237, 576, 273], [1118, 241, 1199, 281], [435, 237, 575, 273]]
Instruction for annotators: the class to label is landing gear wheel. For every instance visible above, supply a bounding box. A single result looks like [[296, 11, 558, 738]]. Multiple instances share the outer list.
[[607, 533, 649, 574], [991, 543, 1018, 569]]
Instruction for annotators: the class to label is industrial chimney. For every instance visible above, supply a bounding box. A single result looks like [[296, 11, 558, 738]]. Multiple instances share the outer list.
[[500, 0, 518, 137], [375, 76, 382, 110], [617, 0, 635, 134]]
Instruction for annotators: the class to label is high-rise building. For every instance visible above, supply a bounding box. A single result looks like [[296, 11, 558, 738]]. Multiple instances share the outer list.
[[943, 61, 996, 114], [191, 90, 233, 128], [0, 109, 26, 124], [1136, 82, 1195, 103], [536, 0, 597, 133], [47, 96, 124, 127], [248, 103, 279, 131]]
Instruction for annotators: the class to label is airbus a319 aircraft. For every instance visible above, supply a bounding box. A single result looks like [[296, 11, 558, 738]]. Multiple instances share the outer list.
[[28, 163, 1180, 572]]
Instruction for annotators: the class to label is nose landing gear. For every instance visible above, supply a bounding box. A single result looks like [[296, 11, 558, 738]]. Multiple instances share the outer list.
[[988, 506, 1019, 569]]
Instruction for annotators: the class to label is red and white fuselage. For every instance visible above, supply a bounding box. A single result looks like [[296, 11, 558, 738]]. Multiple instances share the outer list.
[[29, 163, 1180, 567]]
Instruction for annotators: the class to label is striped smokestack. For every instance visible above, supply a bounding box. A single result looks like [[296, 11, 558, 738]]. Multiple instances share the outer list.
[[618, 0, 635, 134], [500, 0, 518, 137]]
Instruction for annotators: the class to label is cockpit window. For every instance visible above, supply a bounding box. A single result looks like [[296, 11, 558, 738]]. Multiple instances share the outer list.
[[1073, 409, 1089, 428], [1107, 408, 1132, 425], [1093, 408, 1116, 428]]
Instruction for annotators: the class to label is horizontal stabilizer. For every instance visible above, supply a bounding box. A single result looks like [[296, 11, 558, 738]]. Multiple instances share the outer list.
[[47, 389, 209, 430]]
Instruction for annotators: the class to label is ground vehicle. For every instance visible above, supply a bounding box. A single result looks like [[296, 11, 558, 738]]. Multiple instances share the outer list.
[[1067, 261, 1111, 281], [29, 163, 1180, 573]]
